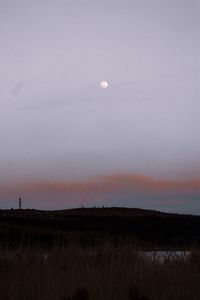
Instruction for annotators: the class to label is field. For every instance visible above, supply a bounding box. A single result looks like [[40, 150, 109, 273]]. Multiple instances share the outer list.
[[0, 245, 200, 300], [0, 207, 200, 299]]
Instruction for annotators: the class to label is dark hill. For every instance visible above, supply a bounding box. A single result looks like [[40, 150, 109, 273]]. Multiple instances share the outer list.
[[1, 206, 167, 217], [0, 207, 200, 249]]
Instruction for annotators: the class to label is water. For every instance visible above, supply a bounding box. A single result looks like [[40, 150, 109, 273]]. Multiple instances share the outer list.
[[141, 251, 191, 262]]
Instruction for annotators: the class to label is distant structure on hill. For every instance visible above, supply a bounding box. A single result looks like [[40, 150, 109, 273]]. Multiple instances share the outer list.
[[19, 197, 22, 210]]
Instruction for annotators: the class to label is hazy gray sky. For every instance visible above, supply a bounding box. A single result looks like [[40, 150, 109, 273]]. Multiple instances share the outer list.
[[0, 0, 200, 211]]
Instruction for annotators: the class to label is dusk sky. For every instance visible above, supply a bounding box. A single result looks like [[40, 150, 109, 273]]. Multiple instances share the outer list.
[[0, 0, 200, 212]]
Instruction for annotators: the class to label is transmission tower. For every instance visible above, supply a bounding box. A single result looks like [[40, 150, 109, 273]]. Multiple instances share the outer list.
[[19, 197, 22, 210]]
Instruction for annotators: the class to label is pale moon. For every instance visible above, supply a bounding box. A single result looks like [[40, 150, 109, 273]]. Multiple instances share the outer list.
[[100, 81, 109, 89]]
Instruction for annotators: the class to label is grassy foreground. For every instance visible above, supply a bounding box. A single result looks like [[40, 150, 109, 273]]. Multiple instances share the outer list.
[[0, 245, 200, 300]]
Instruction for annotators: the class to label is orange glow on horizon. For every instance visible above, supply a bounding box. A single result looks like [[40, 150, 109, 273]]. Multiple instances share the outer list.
[[0, 174, 200, 197]]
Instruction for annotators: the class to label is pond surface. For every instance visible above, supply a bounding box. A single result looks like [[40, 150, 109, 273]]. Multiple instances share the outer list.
[[141, 251, 191, 262]]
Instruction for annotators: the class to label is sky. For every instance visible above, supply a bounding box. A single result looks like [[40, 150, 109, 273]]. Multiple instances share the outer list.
[[0, 0, 200, 212]]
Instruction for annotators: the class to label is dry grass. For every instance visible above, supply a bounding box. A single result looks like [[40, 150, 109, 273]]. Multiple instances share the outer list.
[[0, 245, 200, 300]]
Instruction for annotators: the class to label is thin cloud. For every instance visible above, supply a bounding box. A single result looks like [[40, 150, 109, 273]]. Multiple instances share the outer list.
[[1, 174, 200, 196]]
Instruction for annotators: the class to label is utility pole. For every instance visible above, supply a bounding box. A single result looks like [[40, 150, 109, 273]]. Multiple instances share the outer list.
[[19, 196, 22, 210]]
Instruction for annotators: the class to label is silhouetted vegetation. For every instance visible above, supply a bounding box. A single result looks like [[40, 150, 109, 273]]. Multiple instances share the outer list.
[[0, 207, 200, 249], [0, 207, 200, 299], [0, 245, 200, 300]]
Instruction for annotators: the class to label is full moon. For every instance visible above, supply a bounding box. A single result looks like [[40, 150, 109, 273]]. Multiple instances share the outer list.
[[100, 81, 109, 89]]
